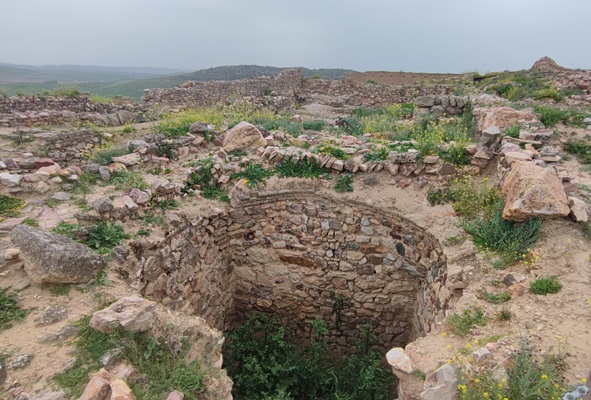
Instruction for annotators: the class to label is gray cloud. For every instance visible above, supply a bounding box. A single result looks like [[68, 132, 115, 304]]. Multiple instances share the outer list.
[[1, 0, 590, 72]]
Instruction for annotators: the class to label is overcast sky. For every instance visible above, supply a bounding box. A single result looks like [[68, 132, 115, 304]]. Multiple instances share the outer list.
[[2, 0, 590, 73]]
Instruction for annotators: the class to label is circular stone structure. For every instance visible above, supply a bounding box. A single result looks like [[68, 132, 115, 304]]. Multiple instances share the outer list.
[[121, 190, 450, 350]]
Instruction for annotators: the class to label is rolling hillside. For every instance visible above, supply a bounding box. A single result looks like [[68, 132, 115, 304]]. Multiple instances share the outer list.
[[0, 64, 356, 100]]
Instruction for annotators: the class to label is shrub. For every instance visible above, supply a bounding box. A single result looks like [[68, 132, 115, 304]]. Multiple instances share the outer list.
[[231, 162, 274, 188], [535, 105, 568, 127], [427, 177, 501, 220], [530, 276, 562, 295], [0, 287, 31, 330], [89, 94, 113, 104], [447, 307, 487, 336], [461, 202, 542, 266], [302, 120, 325, 131], [223, 314, 396, 400]]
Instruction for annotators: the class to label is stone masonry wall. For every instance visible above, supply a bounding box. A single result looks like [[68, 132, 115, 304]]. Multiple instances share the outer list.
[[0, 95, 138, 127], [121, 191, 448, 351], [30, 129, 102, 165], [142, 69, 303, 110]]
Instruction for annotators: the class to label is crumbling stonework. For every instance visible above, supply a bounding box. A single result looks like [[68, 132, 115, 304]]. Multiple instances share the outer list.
[[0, 95, 138, 127], [121, 191, 449, 351]]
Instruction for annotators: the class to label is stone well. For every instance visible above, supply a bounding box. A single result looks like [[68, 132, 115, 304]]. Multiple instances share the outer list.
[[121, 190, 449, 350]]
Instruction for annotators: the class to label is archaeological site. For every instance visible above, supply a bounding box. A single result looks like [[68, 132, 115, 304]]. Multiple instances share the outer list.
[[1, 57, 591, 400]]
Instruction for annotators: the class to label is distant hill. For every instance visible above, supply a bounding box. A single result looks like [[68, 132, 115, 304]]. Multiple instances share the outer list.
[[0, 64, 357, 100], [0, 62, 188, 83]]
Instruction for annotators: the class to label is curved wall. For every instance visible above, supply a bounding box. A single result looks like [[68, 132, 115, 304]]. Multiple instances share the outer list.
[[121, 191, 448, 349]]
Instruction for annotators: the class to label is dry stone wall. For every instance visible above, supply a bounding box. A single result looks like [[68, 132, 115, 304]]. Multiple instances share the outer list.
[[121, 191, 448, 351], [142, 69, 302, 110], [32, 129, 102, 165], [0, 95, 138, 127]]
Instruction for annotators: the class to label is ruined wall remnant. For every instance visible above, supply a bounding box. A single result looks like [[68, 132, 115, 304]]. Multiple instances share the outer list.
[[142, 69, 303, 110], [0, 95, 138, 127], [121, 191, 449, 351]]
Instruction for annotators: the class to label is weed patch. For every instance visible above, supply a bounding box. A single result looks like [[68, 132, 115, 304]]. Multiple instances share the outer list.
[[110, 170, 149, 191], [564, 141, 591, 164], [530, 276, 562, 295], [457, 341, 566, 400], [275, 158, 329, 179], [0, 195, 26, 220], [52, 316, 205, 399], [223, 314, 396, 400], [90, 147, 130, 166], [461, 203, 542, 267], [52, 221, 129, 254], [334, 173, 354, 192], [0, 287, 31, 330], [447, 308, 487, 336], [231, 162, 274, 188]]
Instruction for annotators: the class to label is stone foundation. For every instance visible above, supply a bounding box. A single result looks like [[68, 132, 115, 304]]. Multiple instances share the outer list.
[[121, 191, 449, 351]]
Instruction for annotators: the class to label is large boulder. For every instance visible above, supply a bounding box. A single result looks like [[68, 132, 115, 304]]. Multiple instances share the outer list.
[[90, 295, 157, 333], [501, 161, 570, 221], [222, 121, 266, 153], [480, 106, 540, 133], [10, 225, 106, 284]]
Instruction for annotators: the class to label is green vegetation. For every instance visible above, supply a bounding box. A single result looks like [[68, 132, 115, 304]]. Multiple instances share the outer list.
[[0, 195, 26, 220], [498, 308, 512, 321], [530, 276, 563, 295], [121, 123, 137, 134], [184, 157, 229, 202], [275, 158, 329, 179], [223, 314, 396, 400], [89, 94, 113, 104], [334, 173, 354, 192], [45, 283, 72, 297], [564, 141, 591, 164], [533, 88, 564, 102], [52, 221, 129, 255], [428, 177, 542, 268], [446, 307, 487, 337], [302, 120, 325, 131], [52, 316, 205, 399], [41, 88, 81, 98], [109, 170, 149, 191], [316, 143, 351, 160], [534, 105, 589, 127], [90, 147, 131, 166], [481, 289, 511, 304], [461, 203, 542, 267], [363, 147, 389, 162], [155, 108, 225, 138], [457, 341, 566, 400], [231, 162, 274, 188], [8, 129, 36, 147], [503, 125, 521, 139], [0, 287, 31, 330], [21, 217, 39, 227]]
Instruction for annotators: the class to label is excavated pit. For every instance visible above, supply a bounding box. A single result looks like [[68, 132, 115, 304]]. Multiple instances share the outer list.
[[124, 192, 448, 350]]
